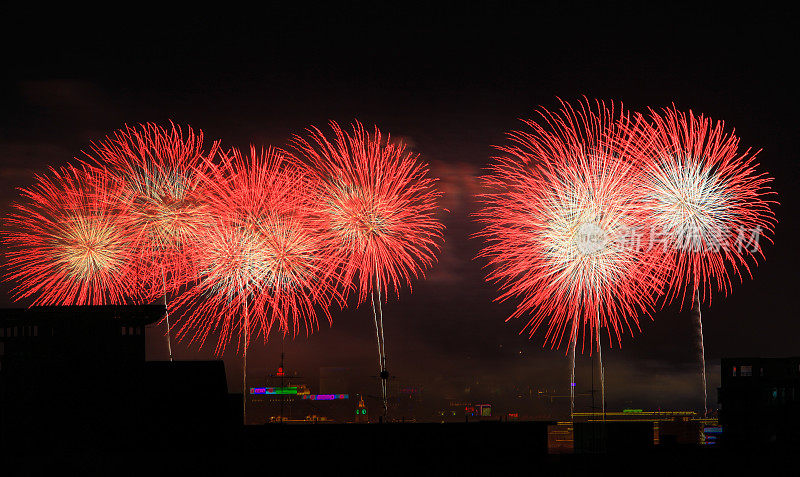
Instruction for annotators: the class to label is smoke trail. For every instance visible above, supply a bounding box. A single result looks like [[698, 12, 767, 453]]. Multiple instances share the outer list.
[[242, 297, 249, 425], [693, 287, 708, 415], [596, 310, 605, 418], [569, 320, 577, 419], [161, 265, 173, 362], [371, 271, 388, 418]]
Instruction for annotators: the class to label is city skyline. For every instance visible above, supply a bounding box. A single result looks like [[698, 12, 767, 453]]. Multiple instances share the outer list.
[[1, 3, 798, 415]]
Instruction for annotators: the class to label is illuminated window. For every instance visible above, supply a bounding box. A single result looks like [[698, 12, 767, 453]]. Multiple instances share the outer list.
[[741, 366, 752, 377], [121, 327, 127, 336], [732, 366, 737, 376]]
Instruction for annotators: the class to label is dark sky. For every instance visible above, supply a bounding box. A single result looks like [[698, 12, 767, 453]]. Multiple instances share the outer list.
[[1, 3, 798, 415]]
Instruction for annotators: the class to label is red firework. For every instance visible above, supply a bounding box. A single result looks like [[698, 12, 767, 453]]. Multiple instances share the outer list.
[[290, 120, 444, 302], [3, 165, 141, 305], [476, 99, 667, 352], [291, 120, 443, 415], [628, 106, 777, 306], [173, 147, 343, 354], [83, 122, 220, 299]]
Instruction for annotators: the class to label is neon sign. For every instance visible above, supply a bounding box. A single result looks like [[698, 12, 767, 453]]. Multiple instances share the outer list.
[[301, 394, 349, 401], [250, 387, 298, 395]]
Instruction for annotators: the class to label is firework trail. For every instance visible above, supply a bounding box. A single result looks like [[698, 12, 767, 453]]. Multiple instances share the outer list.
[[569, 320, 577, 418], [629, 106, 776, 413], [3, 165, 141, 305], [84, 122, 220, 360], [173, 147, 343, 423], [693, 288, 707, 413], [476, 99, 668, 416], [291, 121, 444, 417]]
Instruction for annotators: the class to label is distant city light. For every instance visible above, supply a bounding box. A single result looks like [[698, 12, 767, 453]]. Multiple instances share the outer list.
[[301, 394, 349, 401], [250, 387, 298, 395]]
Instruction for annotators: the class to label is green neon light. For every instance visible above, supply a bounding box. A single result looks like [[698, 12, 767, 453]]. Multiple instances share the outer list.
[[275, 387, 298, 395]]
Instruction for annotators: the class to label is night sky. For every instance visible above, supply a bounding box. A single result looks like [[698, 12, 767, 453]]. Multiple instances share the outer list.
[[1, 3, 798, 414]]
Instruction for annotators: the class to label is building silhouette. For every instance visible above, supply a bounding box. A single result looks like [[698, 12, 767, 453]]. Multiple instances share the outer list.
[[719, 357, 800, 447], [0, 306, 238, 450]]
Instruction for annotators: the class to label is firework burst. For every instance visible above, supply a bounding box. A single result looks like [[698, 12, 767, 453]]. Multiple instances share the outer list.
[[628, 106, 777, 414], [291, 121, 444, 302], [173, 146, 343, 354], [3, 165, 141, 305], [291, 120, 444, 416], [629, 106, 776, 305], [477, 100, 666, 352], [84, 122, 220, 297], [477, 99, 671, 418]]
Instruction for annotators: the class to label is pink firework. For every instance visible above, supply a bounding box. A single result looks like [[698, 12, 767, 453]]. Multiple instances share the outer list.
[[173, 146, 343, 355], [3, 165, 141, 305], [629, 106, 777, 305], [476, 99, 667, 352], [83, 122, 220, 298]]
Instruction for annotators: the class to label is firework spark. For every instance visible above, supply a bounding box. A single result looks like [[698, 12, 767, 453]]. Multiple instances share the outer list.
[[3, 165, 141, 305], [477, 100, 666, 353], [173, 146, 343, 354], [629, 106, 777, 414], [630, 106, 776, 305], [476, 99, 674, 417], [291, 120, 444, 416], [82, 122, 220, 360], [84, 122, 220, 297], [291, 121, 444, 302]]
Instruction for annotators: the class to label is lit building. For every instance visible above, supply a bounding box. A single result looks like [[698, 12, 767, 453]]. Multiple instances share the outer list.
[[437, 401, 495, 422], [355, 394, 368, 423], [247, 357, 353, 423], [547, 410, 718, 453], [719, 356, 800, 447], [395, 382, 423, 421]]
